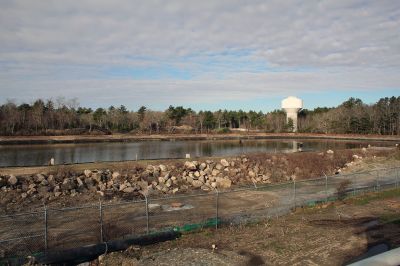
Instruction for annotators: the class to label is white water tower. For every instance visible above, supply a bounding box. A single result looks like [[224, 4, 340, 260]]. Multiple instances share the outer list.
[[281, 96, 303, 132]]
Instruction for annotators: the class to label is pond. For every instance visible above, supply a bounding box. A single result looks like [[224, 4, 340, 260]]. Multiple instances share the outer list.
[[0, 139, 392, 167]]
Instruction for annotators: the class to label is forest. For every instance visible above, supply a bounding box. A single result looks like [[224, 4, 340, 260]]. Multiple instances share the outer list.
[[0, 96, 399, 136]]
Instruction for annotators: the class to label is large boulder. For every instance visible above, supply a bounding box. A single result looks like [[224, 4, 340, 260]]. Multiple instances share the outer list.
[[8, 175, 18, 186], [220, 159, 229, 167], [212, 169, 220, 177], [216, 178, 232, 189], [61, 178, 76, 191], [35, 174, 46, 183], [123, 187, 135, 193], [199, 163, 207, 171], [215, 163, 224, 170], [137, 180, 148, 190], [159, 164, 167, 172], [184, 161, 197, 171], [111, 172, 120, 179], [192, 180, 203, 188], [83, 170, 92, 178], [248, 170, 256, 178]]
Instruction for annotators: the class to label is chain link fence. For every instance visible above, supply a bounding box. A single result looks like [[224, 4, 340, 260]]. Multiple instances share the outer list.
[[0, 166, 399, 260]]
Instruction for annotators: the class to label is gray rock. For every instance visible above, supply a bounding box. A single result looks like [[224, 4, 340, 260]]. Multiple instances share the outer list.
[[199, 176, 206, 183], [216, 178, 232, 189], [8, 175, 18, 186], [76, 177, 84, 187], [84, 170, 92, 178], [84, 177, 94, 187], [137, 180, 148, 190], [220, 159, 229, 167], [112, 172, 120, 179], [184, 161, 197, 171], [212, 169, 220, 176], [36, 174, 46, 183], [158, 176, 166, 184], [123, 187, 135, 193], [186, 176, 193, 184], [119, 183, 128, 191], [199, 163, 207, 170], [192, 180, 203, 188], [61, 178, 76, 191], [215, 163, 224, 170], [47, 175, 55, 185], [146, 165, 155, 173], [159, 164, 167, 172], [248, 170, 256, 178]]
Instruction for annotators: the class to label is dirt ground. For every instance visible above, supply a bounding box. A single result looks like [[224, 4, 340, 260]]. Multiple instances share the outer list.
[[92, 188, 400, 266]]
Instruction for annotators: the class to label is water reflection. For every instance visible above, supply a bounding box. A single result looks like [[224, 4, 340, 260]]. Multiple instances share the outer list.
[[0, 139, 391, 167]]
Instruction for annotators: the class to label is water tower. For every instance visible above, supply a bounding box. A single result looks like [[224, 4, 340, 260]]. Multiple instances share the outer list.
[[281, 96, 303, 132]]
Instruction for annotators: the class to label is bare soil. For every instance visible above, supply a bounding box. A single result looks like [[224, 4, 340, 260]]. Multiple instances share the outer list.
[[94, 189, 400, 266]]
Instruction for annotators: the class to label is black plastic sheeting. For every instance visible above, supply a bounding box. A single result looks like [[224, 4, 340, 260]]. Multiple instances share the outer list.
[[4, 230, 180, 266]]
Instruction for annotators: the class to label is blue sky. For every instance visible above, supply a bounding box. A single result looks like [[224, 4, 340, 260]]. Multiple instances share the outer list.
[[0, 0, 399, 112]]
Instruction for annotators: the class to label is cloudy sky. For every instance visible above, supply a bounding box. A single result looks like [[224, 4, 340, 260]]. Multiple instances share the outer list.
[[1, 0, 399, 111]]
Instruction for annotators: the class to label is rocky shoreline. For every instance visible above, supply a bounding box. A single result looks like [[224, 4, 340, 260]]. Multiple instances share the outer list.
[[0, 148, 385, 214]]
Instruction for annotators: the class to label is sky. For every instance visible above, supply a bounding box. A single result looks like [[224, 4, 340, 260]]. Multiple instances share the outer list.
[[0, 0, 399, 112]]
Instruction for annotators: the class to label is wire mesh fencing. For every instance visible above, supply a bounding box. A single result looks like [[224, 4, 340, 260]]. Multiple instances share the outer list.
[[0, 211, 44, 258], [148, 192, 217, 232], [0, 166, 399, 260], [102, 200, 148, 241], [47, 205, 101, 251]]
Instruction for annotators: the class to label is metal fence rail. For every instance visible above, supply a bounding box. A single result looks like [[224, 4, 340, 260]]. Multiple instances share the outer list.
[[0, 166, 399, 259]]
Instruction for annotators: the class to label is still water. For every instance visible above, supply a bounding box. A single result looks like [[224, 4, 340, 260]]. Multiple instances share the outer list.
[[0, 139, 391, 167]]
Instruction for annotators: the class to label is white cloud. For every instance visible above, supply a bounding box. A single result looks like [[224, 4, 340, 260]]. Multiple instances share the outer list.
[[0, 0, 399, 108]]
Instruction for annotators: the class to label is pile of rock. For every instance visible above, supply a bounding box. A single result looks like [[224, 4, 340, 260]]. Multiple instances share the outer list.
[[334, 153, 364, 174], [0, 157, 288, 202]]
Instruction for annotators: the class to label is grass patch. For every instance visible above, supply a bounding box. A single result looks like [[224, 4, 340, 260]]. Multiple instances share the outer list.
[[267, 241, 286, 254], [379, 213, 400, 225], [349, 188, 400, 206]]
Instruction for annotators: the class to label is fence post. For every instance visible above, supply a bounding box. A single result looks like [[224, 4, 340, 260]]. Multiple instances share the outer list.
[[99, 200, 104, 242], [325, 174, 328, 202], [145, 195, 149, 234], [44, 205, 48, 252], [293, 180, 296, 209], [215, 190, 219, 230], [376, 170, 380, 191]]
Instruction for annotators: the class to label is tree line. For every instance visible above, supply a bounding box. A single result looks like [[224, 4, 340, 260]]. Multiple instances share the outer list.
[[0, 96, 399, 136]]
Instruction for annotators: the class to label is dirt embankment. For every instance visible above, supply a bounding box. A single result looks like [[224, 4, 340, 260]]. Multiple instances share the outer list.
[[92, 188, 400, 266], [0, 148, 397, 214], [1, 133, 400, 145]]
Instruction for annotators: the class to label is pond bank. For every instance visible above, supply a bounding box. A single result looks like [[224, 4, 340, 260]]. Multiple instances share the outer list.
[[1, 133, 399, 145]]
